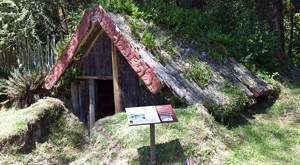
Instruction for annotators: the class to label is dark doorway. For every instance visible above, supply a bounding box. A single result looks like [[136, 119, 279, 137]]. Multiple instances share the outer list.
[[96, 80, 115, 121]]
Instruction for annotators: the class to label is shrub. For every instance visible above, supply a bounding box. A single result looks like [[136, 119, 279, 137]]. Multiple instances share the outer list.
[[184, 61, 213, 88], [206, 80, 249, 122], [135, 0, 279, 71], [0, 67, 47, 109]]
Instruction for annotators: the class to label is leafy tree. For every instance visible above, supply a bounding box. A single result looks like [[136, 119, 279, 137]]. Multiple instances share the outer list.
[[0, 0, 56, 51], [0, 0, 93, 53], [284, 0, 300, 67], [255, 0, 285, 57]]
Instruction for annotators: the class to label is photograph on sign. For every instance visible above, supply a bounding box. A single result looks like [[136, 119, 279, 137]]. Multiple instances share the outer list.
[[125, 106, 161, 126], [160, 115, 173, 122]]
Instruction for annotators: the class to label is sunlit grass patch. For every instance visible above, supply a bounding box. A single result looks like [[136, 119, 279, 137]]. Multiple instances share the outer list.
[[77, 105, 229, 164], [226, 83, 300, 164], [0, 98, 63, 140], [0, 97, 87, 164]]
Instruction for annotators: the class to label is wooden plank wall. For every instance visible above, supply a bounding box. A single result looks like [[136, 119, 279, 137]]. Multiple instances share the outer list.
[[78, 32, 166, 126], [78, 80, 90, 125], [82, 32, 112, 77], [78, 32, 112, 125], [116, 48, 166, 109]]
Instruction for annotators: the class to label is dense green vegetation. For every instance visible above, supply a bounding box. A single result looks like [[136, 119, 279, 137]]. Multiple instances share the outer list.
[[96, 0, 286, 72], [0, 0, 92, 51], [1, 0, 299, 119], [0, 67, 47, 108], [1, 0, 299, 73]]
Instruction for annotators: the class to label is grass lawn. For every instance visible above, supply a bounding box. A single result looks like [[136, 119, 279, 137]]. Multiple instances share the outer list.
[[73, 104, 229, 164], [1, 83, 299, 164], [0, 98, 63, 140], [74, 83, 300, 165], [0, 97, 87, 165], [225, 83, 300, 164]]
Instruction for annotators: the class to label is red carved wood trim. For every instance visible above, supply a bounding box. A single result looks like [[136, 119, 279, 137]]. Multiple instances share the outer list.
[[43, 4, 161, 94], [43, 10, 91, 90]]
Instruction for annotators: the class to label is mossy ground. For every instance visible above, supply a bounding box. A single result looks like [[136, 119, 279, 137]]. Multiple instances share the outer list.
[[0, 97, 88, 164], [73, 104, 229, 165], [0, 98, 62, 140], [73, 82, 300, 165], [0, 82, 299, 165]]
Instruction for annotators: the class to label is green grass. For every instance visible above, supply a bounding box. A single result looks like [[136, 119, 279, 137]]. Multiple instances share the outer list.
[[225, 83, 300, 164], [0, 98, 63, 140], [74, 104, 229, 164], [0, 97, 88, 164], [74, 82, 300, 165], [1, 83, 299, 164]]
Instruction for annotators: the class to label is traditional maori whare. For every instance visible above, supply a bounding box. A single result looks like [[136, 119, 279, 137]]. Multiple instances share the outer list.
[[43, 4, 161, 94]]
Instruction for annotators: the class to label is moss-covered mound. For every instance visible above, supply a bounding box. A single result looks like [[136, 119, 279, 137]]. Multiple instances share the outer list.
[[0, 97, 88, 164], [72, 104, 229, 165]]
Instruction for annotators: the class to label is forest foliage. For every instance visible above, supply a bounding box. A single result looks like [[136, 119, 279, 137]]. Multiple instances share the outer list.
[[0, 0, 300, 118], [1, 0, 299, 73]]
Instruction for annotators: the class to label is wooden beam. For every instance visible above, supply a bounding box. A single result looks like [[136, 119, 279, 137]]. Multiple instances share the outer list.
[[71, 81, 80, 117], [77, 76, 113, 80], [111, 41, 122, 113], [89, 79, 96, 136]]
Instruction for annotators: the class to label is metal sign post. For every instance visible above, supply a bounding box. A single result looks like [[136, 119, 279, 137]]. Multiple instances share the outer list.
[[150, 124, 155, 165]]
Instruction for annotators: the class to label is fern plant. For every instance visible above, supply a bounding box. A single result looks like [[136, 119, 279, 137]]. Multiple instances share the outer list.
[[184, 61, 213, 88], [0, 67, 47, 109], [0, 78, 4, 95]]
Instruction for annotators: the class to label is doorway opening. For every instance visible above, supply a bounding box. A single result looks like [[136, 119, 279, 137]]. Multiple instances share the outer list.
[[96, 80, 115, 121]]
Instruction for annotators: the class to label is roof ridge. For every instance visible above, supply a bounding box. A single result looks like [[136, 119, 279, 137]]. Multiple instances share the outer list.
[[43, 4, 161, 94]]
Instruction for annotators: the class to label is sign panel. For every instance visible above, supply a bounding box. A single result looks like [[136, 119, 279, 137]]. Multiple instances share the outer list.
[[125, 105, 178, 126], [155, 105, 178, 123]]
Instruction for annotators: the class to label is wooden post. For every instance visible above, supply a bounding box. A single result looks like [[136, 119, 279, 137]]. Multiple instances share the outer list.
[[89, 79, 96, 135], [78, 81, 84, 122], [71, 81, 80, 117], [150, 124, 155, 165], [111, 41, 122, 113]]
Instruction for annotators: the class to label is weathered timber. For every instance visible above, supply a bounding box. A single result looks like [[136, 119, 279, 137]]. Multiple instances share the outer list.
[[76, 30, 165, 126], [108, 12, 278, 108], [89, 79, 96, 135], [81, 28, 104, 60], [71, 81, 80, 117], [82, 32, 113, 77], [78, 80, 89, 124], [111, 41, 122, 113], [116, 48, 166, 109], [77, 76, 113, 80]]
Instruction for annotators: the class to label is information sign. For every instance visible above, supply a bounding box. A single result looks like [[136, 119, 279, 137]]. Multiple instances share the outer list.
[[125, 105, 178, 165], [125, 105, 178, 126]]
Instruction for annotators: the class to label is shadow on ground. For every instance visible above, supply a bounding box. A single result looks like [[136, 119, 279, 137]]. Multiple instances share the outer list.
[[222, 94, 278, 129], [137, 139, 187, 165]]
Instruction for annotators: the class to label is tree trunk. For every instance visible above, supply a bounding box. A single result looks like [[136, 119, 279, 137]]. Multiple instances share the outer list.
[[288, 6, 294, 59], [291, 0, 300, 13], [255, 0, 285, 57], [191, 0, 206, 10]]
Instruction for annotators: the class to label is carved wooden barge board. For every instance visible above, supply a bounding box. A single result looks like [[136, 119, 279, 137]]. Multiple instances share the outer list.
[[43, 4, 161, 94]]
